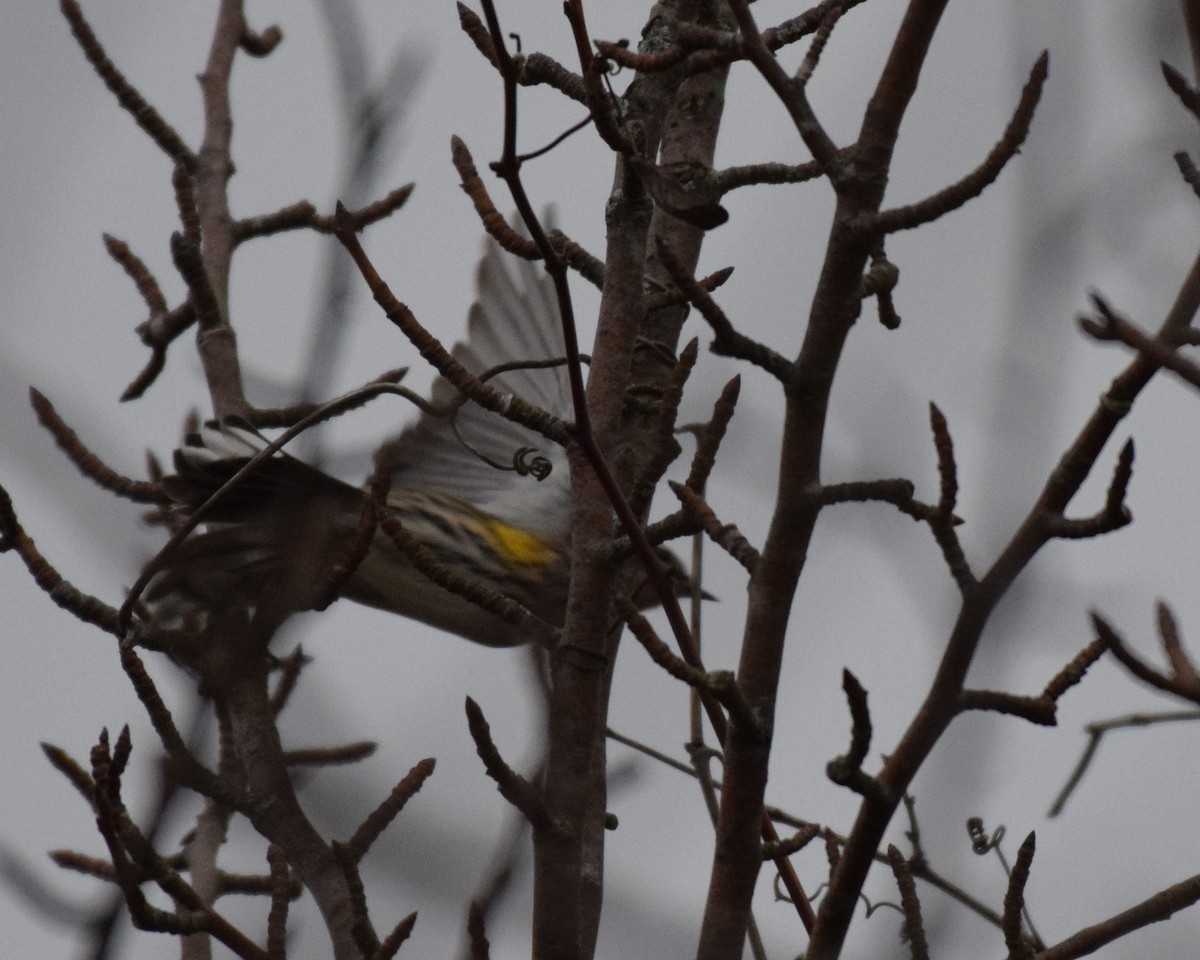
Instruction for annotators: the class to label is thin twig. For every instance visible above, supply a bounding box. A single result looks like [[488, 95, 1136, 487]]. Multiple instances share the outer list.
[[1049, 709, 1200, 817], [671, 482, 760, 573], [1093, 613, 1200, 704], [1080, 292, 1200, 391], [465, 698, 553, 831], [927, 403, 976, 590], [826, 671, 888, 802], [1001, 833, 1036, 960], [343, 758, 437, 863], [1037, 872, 1200, 960], [886, 846, 930, 960], [869, 53, 1049, 234], [656, 239, 793, 382], [29, 389, 169, 504], [59, 0, 196, 168], [374, 912, 418, 960]]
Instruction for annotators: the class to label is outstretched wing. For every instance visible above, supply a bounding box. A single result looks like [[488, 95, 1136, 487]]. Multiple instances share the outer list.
[[374, 238, 574, 536]]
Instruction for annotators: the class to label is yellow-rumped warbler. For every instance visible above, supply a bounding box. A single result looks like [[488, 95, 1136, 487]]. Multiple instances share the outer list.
[[149, 239, 690, 647]]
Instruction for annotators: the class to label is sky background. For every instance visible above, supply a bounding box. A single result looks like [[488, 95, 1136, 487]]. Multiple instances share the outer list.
[[2, 0, 1200, 957]]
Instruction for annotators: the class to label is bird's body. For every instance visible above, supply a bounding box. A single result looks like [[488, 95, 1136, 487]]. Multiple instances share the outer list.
[[151, 238, 578, 646], [348, 490, 570, 646]]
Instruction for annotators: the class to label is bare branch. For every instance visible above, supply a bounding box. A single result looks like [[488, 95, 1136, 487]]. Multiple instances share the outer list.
[[102, 229, 192, 400], [762, 823, 821, 861], [521, 52, 588, 103], [234, 185, 414, 243], [794, 0, 851, 87], [1162, 60, 1200, 122], [283, 743, 377, 768], [1002, 832, 1036, 960], [826, 670, 888, 802], [456, 2, 497, 64], [1080, 292, 1200, 391], [714, 160, 824, 193], [928, 403, 976, 590], [629, 156, 729, 229], [671, 482, 760, 573], [0, 480, 180, 647], [1159, 601, 1200, 685], [59, 0, 196, 168], [655, 238, 793, 382], [269, 646, 311, 715], [169, 231, 223, 334], [596, 36, 703, 74], [1049, 709, 1200, 817], [818, 477, 943, 524], [1042, 637, 1108, 703], [728, 0, 841, 172], [118, 644, 235, 805], [239, 22, 283, 58], [870, 53, 1049, 234], [631, 339, 696, 516], [622, 603, 706, 687], [1093, 613, 1200, 704], [266, 845, 291, 960], [957, 690, 1056, 726], [332, 841, 381, 959], [685, 375, 741, 493], [41, 743, 96, 809], [124, 302, 197, 401], [343, 757, 437, 863], [456, 3, 584, 102], [547, 228, 606, 290], [886, 846, 930, 960], [374, 911, 418, 960], [1037, 873, 1200, 960], [467, 901, 492, 960], [172, 163, 201, 243], [29, 389, 169, 504], [465, 698, 552, 831], [860, 249, 902, 329], [622, 603, 763, 737], [87, 730, 270, 958], [333, 202, 569, 445], [49, 849, 115, 881], [103, 233, 169, 316], [1174, 149, 1200, 198]]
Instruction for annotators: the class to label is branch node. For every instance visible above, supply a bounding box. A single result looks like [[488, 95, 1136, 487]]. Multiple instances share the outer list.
[[670, 482, 760, 573], [826, 670, 889, 802]]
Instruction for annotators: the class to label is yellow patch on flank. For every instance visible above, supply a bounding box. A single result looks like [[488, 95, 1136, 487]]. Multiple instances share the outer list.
[[486, 519, 558, 567]]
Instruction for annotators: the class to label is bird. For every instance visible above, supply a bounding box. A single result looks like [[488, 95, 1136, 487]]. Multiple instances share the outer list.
[[147, 235, 692, 647]]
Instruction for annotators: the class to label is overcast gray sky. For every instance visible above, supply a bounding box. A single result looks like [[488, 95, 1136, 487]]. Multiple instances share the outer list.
[[2, 1, 1199, 957]]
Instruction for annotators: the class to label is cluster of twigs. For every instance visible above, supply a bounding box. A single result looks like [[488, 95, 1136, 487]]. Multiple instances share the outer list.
[[41, 643, 430, 960], [3, 2, 462, 957], [6, 0, 1200, 958]]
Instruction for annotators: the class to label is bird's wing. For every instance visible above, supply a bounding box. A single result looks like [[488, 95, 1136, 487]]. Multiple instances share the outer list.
[[374, 238, 574, 536]]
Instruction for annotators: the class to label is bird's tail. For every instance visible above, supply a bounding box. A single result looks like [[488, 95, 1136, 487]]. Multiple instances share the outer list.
[[147, 422, 368, 625]]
